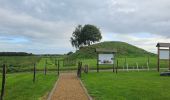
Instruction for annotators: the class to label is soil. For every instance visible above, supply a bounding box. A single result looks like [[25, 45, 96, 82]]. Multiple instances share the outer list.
[[51, 73, 89, 100]]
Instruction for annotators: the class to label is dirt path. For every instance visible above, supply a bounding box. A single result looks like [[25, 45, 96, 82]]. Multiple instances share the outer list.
[[50, 73, 89, 100]]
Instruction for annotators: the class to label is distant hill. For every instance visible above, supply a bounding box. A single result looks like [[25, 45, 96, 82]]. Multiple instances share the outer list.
[[69, 41, 156, 59], [0, 52, 33, 56]]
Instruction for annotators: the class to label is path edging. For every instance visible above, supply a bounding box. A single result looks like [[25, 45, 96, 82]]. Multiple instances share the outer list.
[[79, 78, 93, 100], [47, 76, 60, 100]]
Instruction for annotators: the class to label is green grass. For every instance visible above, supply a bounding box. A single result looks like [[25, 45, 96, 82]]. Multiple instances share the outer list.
[[37, 57, 77, 70], [80, 57, 169, 69], [0, 56, 41, 72], [0, 72, 57, 100], [1, 55, 167, 71], [36, 56, 168, 70], [81, 71, 170, 100], [37, 57, 56, 69]]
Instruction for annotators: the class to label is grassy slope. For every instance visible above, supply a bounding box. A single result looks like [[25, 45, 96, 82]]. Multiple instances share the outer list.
[[81, 71, 170, 100], [70, 41, 156, 59], [0, 72, 57, 100]]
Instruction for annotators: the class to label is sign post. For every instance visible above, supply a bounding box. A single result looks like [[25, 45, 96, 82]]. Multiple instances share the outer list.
[[156, 43, 170, 72], [96, 48, 117, 73]]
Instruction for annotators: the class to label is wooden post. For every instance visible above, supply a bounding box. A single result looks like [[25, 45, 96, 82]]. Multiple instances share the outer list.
[[113, 64, 114, 72], [148, 56, 150, 64], [113, 53, 115, 72], [54, 59, 56, 66], [58, 60, 60, 75], [84, 65, 88, 74], [0, 64, 6, 100], [33, 63, 36, 83], [97, 53, 99, 72], [77, 62, 79, 77], [63, 60, 64, 67], [80, 62, 82, 77], [169, 47, 170, 70], [44, 59, 47, 75], [127, 63, 129, 72], [158, 47, 160, 72], [116, 60, 118, 74], [136, 62, 139, 72], [125, 57, 127, 69], [147, 62, 149, 71], [77, 62, 82, 78], [147, 56, 150, 71]]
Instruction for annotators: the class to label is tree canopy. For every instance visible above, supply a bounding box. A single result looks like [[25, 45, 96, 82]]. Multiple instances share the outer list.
[[70, 24, 102, 49]]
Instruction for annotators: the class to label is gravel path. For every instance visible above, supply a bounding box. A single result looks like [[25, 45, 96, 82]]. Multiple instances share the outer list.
[[50, 73, 89, 100]]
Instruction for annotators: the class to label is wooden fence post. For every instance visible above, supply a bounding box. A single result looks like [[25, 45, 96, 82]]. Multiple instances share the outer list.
[[125, 57, 127, 71], [77, 62, 82, 78], [113, 62, 115, 73], [125, 57, 127, 67], [97, 53, 99, 72], [33, 63, 36, 83], [84, 65, 88, 74], [112, 53, 115, 73], [136, 62, 139, 72], [158, 47, 160, 72], [58, 60, 60, 75], [44, 59, 47, 75], [80, 62, 82, 77], [0, 64, 6, 100], [77, 62, 79, 77], [169, 47, 170, 70], [63, 60, 65, 67], [116, 60, 118, 74]]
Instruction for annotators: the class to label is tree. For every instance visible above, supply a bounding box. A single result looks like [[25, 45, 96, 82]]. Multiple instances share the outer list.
[[70, 24, 102, 49], [70, 25, 82, 49]]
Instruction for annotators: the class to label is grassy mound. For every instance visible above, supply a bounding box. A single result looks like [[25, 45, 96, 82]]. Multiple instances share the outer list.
[[69, 41, 156, 59]]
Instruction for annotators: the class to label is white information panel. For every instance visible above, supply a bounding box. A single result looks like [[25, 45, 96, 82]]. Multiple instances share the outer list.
[[160, 50, 170, 59], [99, 54, 114, 64]]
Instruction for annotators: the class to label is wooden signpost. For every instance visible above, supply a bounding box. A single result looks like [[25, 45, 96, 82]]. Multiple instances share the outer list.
[[156, 43, 170, 72], [96, 48, 117, 73]]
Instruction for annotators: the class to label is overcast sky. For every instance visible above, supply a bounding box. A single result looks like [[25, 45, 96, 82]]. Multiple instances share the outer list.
[[0, 0, 170, 54]]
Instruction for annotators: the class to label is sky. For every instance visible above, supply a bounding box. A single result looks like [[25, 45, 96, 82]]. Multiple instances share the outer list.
[[0, 0, 170, 54]]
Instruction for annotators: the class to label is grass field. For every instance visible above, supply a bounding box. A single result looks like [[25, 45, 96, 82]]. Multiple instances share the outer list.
[[36, 56, 169, 71], [0, 56, 168, 72], [0, 72, 57, 100], [81, 71, 170, 100], [80, 57, 169, 69], [0, 56, 41, 72]]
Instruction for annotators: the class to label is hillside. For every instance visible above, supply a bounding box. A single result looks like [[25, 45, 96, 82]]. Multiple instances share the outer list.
[[69, 41, 156, 59]]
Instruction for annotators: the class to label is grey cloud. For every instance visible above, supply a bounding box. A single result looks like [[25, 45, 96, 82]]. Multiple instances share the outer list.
[[0, 0, 169, 53]]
